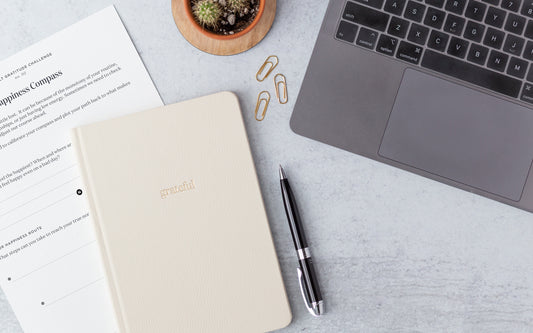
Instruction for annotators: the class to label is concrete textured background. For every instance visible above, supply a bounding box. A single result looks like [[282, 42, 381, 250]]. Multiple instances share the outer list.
[[1, 0, 533, 332]]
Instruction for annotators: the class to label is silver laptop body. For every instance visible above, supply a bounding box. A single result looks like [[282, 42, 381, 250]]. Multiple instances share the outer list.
[[292, 0, 533, 212]]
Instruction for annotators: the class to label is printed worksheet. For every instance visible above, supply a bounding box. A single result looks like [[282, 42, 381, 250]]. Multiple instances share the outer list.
[[0, 6, 163, 332]]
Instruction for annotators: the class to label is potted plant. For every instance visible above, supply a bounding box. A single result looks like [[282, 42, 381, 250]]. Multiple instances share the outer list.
[[184, 0, 265, 39]]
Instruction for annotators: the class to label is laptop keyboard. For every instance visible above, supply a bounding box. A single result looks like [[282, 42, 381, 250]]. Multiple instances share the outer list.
[[335, 0, 533, 103]]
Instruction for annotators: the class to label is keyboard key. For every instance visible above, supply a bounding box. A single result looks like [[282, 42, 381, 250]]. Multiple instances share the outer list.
[[521, 83, 533, 103], [503, 34, 525, 54], [507, 57, 528, 78], [404, 1, 426, 22], [343, 2, 391, 31], [523, 40, 533, 59], [468, 43, 490, 64], [445, 0, 467, 13], [384, 0, 407, 14], [353, 0, 386, 9], [524, 19, 533, 38], [336, 21, 359, 42], [421, 49, 522, 97], [487, 50, 509, 70], [483, 0, 499, 4], [521, 0, 533, 18], [376, 34, 399, 55], [501, 0, 521, 11], [356, 27, 379, 48], [424, 7, 446, 29], [464, 20, 485, 41], [444, 14, 466, 35], [407, 23, 430, 44], [425, 0, 445, 7], [447, 37, 469, 57], [388, 16, 410, 37], [485, 6, 507, 27], [396, 41, 424, 63], [504, 13, 526, 34], [465, 1, 487, 20], [527, 66, 533, 81], [428, 30, 450, 51], [483, 27, 505, 48]]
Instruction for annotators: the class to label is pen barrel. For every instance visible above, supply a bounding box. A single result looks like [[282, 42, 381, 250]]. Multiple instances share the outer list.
[[280, 179, 309, 250], [299, 257, 323, 303]]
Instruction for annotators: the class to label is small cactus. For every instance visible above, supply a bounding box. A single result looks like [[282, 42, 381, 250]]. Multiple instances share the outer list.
[[193, 0, 222, 28], [227, 0, 250, 12]]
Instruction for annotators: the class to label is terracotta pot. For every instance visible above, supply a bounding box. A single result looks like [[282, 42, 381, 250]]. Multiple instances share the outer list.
[[184, 0, 265, 40]]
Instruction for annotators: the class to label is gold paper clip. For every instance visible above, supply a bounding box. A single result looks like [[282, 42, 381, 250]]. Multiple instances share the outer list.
[[256, 55, 279, 82], [254, 91, 270, 121], [274, 74, 288, 104]]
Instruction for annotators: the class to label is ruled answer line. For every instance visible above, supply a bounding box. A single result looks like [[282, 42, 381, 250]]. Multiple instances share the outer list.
[[0, 176, 80, 218], [12, 240, 96, 283], [0, 164, 77, 205], [0, 193, 74, 231], [45, 277, 104, 307]]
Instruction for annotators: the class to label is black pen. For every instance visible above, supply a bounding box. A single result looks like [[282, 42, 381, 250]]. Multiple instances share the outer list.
[[279, 165, 324, 317]]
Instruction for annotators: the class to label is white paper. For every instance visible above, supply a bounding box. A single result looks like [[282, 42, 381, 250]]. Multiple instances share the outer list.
[[0, 7, 163, 332]]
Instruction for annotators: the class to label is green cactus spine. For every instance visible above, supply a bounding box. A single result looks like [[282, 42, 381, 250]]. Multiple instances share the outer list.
[[193, 0, 223, 28], [227, 0, 250, 12]]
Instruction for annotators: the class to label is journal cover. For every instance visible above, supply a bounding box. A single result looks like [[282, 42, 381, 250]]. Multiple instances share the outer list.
[[71, 92, 291, 333]]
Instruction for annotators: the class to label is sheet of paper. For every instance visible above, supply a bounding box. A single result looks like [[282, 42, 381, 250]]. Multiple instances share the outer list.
[[0, 6, 163, 333]]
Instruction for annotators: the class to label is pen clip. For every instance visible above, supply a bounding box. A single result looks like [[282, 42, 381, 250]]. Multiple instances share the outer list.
[[297, 267, 318, 317]]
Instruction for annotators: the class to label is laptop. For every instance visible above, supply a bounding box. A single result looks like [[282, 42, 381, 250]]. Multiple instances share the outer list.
[[291, 0, 533, 212]]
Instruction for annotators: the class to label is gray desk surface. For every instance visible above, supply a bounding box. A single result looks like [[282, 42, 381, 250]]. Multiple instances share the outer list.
[[2, 1, 533, 332]]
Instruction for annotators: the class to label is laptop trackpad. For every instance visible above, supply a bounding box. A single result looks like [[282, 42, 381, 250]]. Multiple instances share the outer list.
[[379, 69, 533, 201]]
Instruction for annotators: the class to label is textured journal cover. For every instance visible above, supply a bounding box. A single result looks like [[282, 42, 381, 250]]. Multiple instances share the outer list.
[[71, 92, 292, 333]]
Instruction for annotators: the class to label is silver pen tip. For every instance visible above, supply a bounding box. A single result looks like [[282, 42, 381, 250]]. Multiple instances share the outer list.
[[313, 301, 324, 316], [279, 165, 286, 179]]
